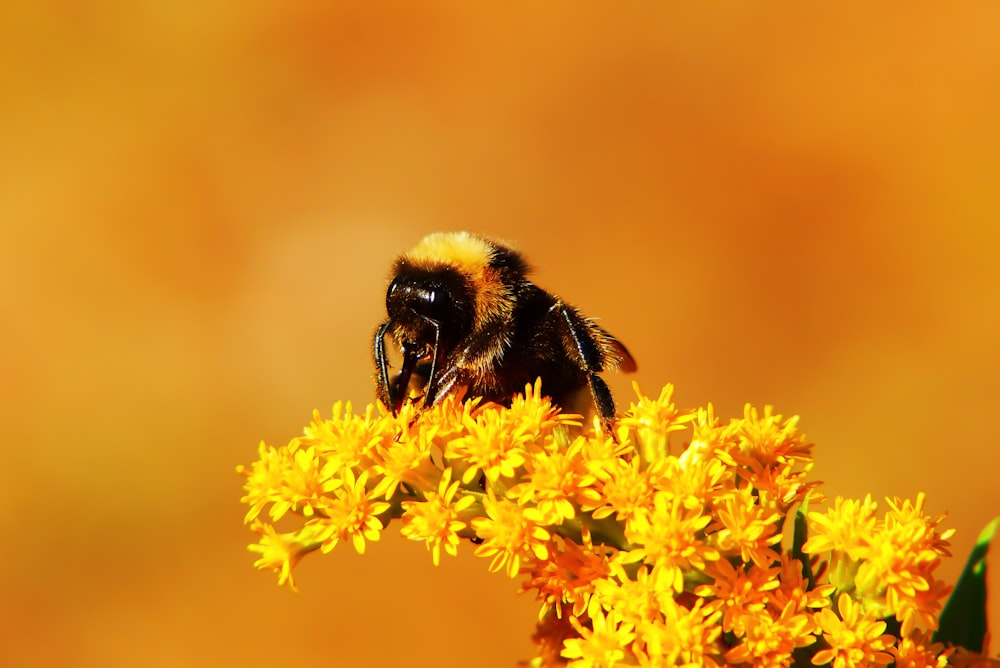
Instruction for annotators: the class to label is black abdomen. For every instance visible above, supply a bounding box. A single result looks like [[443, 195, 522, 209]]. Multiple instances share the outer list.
[[468, 287, 591, 409]]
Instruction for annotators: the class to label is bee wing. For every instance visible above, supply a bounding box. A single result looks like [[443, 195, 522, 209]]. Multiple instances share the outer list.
[[567, 307, 636, 374], [602, 333, 637, 373]]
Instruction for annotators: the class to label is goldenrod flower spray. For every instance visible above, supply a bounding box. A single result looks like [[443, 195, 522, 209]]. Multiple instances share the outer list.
[[239, 382, 998, 667]]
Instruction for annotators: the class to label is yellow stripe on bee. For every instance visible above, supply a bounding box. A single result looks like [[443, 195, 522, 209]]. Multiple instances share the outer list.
[[404, 231, 514, 323], [404, 231, 496, 279]]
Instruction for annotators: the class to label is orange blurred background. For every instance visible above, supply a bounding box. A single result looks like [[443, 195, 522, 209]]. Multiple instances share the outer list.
[[2, 3, 999, 666]]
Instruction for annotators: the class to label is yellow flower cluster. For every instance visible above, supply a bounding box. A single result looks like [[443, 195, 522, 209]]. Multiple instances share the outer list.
[[238, 382, 986, 667]]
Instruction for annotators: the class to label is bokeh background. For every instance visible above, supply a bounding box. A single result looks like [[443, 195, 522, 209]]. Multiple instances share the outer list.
[[2, 3, 999, 666]]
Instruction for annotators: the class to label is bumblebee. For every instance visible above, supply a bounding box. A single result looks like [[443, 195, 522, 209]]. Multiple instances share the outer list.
[[373, 231, 636, 427]]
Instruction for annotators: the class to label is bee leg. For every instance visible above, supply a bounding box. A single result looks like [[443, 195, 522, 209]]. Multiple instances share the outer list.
[[425, 367, 460, 406], [585, 373, 617, 428], [374, 319, 423, 414], [415, 315, 443, 410], [373, 320, 394, 410], [554, 302, 618, 434], [391, 351, 419, 413], [424, 359, 475, 408], [422, 325, 505, 407]]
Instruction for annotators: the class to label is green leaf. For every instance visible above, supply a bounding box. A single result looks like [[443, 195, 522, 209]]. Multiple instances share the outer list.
[[934, 517, 999, 650], [791, 498, 815, 590]]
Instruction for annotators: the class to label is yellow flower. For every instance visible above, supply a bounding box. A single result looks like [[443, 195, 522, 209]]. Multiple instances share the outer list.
[[246, 521, 321, 591], [803, 495, 880, 590], [506, 377, 583, 435], [688, 402, 723, 451], [409, 392, 480, 444], [619, 382, 695, 461], [312, 467, 390, 554], [508, 438, 597, 525], [888, 630, 950, 668], [584, 456, 654, 523], [400, 467, 475, 565], [237, 441, 295, 523], [447, 407, 530, 485], [591, 566, 663, 627], [731, 404, 812, 468], [522, 531, 612, 620], [769, 554, 835, 615], [812, 593, 894, 667], [804, 495, 879, 556], [804, 493, 954, 636], [239, 382, 973, 667], [299, 401, 386, 469], [723, 602, 816, 667], [370, 423, 438, 500], [632, 596, 722, 667], [723, 404, 817, 511], [237, 441, 343, 523], [695, 558, 779, 636], [577, 430, 634, 475], [868, 493, 953, 634], [654, 455, 731, 512], [621, 492, 719, 593], [710, 485, 784, 567], [561, 607, 636, 668], [472, 491, 551, 577]]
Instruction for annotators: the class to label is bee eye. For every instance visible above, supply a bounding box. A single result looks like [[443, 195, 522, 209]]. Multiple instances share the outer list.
[[386, 276, 403, 308], [416, 284, 451, 321], [386, 276, 453, 323]]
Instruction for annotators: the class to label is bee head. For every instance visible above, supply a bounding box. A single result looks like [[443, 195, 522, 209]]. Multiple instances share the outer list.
[[385, 266, 475, 352]]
